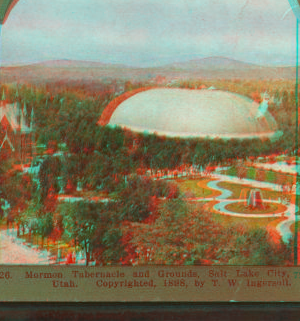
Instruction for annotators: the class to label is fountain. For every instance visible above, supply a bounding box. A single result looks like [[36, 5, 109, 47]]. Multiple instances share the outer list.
[[239, 188, 266, 210], [239, 188, 250, 206], [247, 189, 265, 209]]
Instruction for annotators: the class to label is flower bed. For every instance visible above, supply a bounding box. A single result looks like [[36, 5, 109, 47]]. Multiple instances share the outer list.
[[224, 202, 287, 215]]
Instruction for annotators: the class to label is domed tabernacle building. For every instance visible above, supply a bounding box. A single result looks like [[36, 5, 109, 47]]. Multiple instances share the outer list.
[[98, 88, 281, 140]]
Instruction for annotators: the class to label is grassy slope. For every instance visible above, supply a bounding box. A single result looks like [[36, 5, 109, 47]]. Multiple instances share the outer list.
[[176, 178, 221, 198]]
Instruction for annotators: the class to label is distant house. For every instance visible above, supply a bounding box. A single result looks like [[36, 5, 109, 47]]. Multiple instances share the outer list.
[[0, 91, 35, 162], [269, 95, 282, 106], [256, 92, 270, 118], [167, 78, 180, 86], [260, 92, 270, 102]]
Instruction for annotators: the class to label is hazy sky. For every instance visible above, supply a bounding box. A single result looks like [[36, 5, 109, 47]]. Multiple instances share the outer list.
[[0, 0, 297, 66]]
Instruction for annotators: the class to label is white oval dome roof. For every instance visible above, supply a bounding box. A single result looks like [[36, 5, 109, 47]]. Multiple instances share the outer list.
[[108, 88, 279, 139]]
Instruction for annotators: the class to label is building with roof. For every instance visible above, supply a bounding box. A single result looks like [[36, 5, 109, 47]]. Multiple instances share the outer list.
[[99, 88, 281, 140], [0, 91, 35, 161]]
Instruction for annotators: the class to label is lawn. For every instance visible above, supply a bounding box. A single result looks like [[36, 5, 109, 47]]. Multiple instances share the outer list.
[[217, 181, 290, 201], [224, 202, 287, 215], [176, 180, 288, 232], [210, 210, 285, 230], [176, 178, 220, 198], [201, 201, 285, 230], [222, 165, 295, 185]]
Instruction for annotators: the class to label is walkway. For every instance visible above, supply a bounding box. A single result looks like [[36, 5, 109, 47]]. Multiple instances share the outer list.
[[213, 199, 288, 218], [0, 229, 93, 265], [0, 229, 51, 264], [202, 175, 295, 243], [211, 173, 286, 193], [253, 161, 300, 175], [58, 196, 111, 203], [276, 204, 298, 243], [207, 180, 233, 199]]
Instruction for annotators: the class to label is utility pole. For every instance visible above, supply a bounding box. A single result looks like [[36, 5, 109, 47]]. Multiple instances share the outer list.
[[295, 19, 299, 266]]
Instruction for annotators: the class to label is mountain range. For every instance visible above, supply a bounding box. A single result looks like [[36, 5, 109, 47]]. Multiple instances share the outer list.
[[0, 57, 296, 84]]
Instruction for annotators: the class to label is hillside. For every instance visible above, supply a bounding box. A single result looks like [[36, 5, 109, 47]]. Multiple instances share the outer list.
[[0, 57, 295, 84]]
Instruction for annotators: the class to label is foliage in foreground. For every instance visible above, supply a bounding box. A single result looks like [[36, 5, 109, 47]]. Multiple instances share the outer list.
[[122, 201, 292, 266]]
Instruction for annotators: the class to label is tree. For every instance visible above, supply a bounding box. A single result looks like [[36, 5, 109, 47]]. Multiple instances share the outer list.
[[37, 212, 54, 249], [19, 200, 42, 242], [60, 202, 101, 266], [101, 227, 126, 265], [118, 176, 156, 222], [38, 156, 62, 201]]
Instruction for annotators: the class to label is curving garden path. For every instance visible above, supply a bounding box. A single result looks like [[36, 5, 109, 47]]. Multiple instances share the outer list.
[[171, 168, 294, 243], [276, 204, 298, 243], [211, 173, 286, 193], [204, 175, 295, 243], [207, 180, 233, 199], [213, 199, 288, 218], [160, 171, 294, 241]]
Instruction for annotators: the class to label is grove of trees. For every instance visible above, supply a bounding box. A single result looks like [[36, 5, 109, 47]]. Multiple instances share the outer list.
[[0, 77, 297, 265]]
